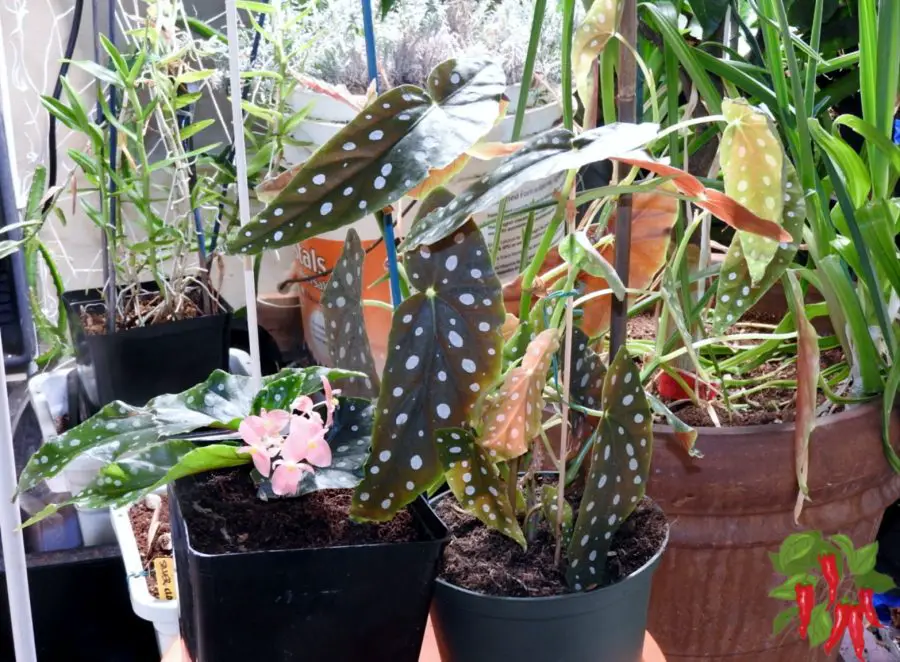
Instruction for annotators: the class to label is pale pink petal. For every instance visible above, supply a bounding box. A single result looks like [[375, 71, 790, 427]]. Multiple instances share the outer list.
[[238, 417, 267, 447], [284, 415, 326, 463], [251, 448, 272, 477], [260, 409, 291, 435], [291, 396, 315, 414], [271, 462, 311, 496], [322, 377, 336, 428], [305, 436, 332, 468]]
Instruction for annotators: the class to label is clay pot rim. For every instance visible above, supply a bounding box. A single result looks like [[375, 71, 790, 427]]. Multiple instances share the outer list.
[[652, 400, 879, 438], [432, 492, 670, 604]]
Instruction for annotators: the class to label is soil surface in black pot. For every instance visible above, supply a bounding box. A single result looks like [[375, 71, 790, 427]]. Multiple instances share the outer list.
[[435, 493, 666, 598], [180, 468, 424, 555], [82, 287, 219, 334], [129, 494, 173, 599]]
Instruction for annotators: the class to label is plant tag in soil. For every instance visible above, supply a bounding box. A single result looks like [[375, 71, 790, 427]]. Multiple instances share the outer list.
[[153, 558, 177, 601]]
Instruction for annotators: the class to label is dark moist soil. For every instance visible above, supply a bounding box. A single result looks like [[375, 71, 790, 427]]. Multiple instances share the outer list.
[[179, 468, 423, 555], [663, 348, 845, 427], [435, 493, 667, 598], [128, 494, 172, 599], [81, 288, 210, 335], [626, 312, 658, 340]]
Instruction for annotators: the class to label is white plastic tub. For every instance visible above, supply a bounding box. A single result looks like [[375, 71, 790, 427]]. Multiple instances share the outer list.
[[111, 501, 179, 656]]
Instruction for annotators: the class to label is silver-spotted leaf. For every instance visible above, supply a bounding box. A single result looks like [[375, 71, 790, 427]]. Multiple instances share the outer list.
[[647, 393, 700, 458], [559, 231, 626, 300], [574, 0, 620, 106], [569, 328, 607, 411], [322, 230, 380, 398], [399, 122, 660, 250], [151, 370, 256, 435], [481, 329, 560, 461], [437, 427, 524, 546], [541, 483, 574, 547], [566, 347, 652, 590], [251, 367, 367, 413], [712, 162, 805, 333], [226, 57, 506, 254], [350, 220, 505, 521], [720, 99, 785, 284]]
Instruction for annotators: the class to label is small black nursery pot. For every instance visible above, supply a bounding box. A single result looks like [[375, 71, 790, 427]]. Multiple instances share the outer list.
[[169, 480, 448, 662], [430, 494, 669, 662], [62, 285, 231, 411]]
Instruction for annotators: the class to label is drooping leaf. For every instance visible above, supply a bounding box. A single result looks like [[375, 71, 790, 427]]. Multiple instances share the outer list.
[[720, 99, 785, 284], [579, 189, 678, 336], [541, 483, 573, 547], [574, 0, 621, 106], [612, 155, 792, 242], [559, 232, 626, 300], [569, 328, 607, 412], [712, 162, 805, 333], [251, 367, 367, 413], [399, 122, 661, 250], [322, 230, 380, 398], [659, 268, 701, 371], [257, 397, 375, 498], [226, 57, 506, 254], [788, 273, 819, 524], [350, 221, 505, 521], [647, 393, 701, 458], [151, 370, 256, 435], [566, 347, 653, 590], [436, 427, 524, 547], [480, 329, 560, 460]]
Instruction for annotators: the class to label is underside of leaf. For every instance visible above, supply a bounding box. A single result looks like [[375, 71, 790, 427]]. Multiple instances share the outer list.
[[322, 230, 380, 397], [350, 220, 505, 521], [480, 329, 560, 460], [226, 57, 506, 254], [437, 427, 524, 546], [567, 347, 653, 589]]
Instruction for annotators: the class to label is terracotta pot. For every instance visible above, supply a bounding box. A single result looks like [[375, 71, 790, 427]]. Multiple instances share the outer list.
[[646, 403, 900, 661]]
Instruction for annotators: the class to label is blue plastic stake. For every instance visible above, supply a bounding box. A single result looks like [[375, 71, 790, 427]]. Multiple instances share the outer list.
[[360, 0, 403, 306]]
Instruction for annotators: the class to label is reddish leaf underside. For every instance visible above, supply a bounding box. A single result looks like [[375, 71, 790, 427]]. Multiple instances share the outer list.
[[480, 328, 560, 460], [350, 220, 505, 521]]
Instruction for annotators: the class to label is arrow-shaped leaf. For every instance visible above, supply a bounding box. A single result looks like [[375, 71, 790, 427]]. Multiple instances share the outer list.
[[566, 347, 652, 590], [712, 162, 805, 333], [322, 230, 380, 398], [350, 220, 505, 521], [481, 329, 560, 461], [436, 427, 524, 546], [720, 99, 785, 284], [559, 232, 626, 300], [226, 56, 506, 254], [399, 122, 661, 250]]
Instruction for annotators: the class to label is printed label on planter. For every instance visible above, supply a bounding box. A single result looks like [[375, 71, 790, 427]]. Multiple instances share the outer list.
[[153, 557, 177, 601]]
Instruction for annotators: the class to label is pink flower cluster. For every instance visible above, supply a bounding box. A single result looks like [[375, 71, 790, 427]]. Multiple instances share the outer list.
[[238, 378, 338, 496]]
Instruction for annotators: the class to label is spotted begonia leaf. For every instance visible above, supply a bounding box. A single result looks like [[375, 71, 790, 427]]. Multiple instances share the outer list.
[[712, 162, 805, 333], [481, 329, 560, 461], [647, 393, 700, 458], [559, 231, 626, 300], [21, 441, 247, 526], [541, 483, 574, 546], [574, 0, 620, 107], [226, 56, 506, 254], [566, 347, 652, 590], [17, 402, 158, 495], [350, 221, 505, 521], [579, 190, 678, 337], [251, 367, 367, 414], [569, 328, 607, 412], [256, 397, 375, 498], [151, 370, 256, 435], [659, 268, 701, 371], [612, 156, 792, 243], [322, 230, 380, 398], [720, 99, 785, 284], [399, 122, 661, 250], [436, 427, 525, 547]]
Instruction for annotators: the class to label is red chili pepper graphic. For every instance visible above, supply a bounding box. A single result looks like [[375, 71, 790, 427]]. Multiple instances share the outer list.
[[848, 604, 866, 661], [818, 554, 839, 607], [795, 583, 815, 639], [824, 602, 851, 656], [859, 588, 882, 628]]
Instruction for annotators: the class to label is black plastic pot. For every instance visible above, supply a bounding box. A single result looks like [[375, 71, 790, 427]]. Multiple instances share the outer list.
[[61, 286, 231, 410], [169, 479, 448, 662], [430, 493, 668, 662]]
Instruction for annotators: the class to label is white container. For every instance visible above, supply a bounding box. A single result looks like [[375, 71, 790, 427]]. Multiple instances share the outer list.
[[111, 502, 179, 656]]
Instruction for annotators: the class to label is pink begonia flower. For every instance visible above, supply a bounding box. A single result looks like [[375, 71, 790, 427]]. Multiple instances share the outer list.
[[290, 395, 314, 415], [237, 409, 290, 477], [271, 414, 333, 495], [322, 377, 339, 428]]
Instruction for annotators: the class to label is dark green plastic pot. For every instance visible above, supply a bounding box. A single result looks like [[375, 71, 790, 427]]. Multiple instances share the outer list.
[[430, 494, 668, 662]]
